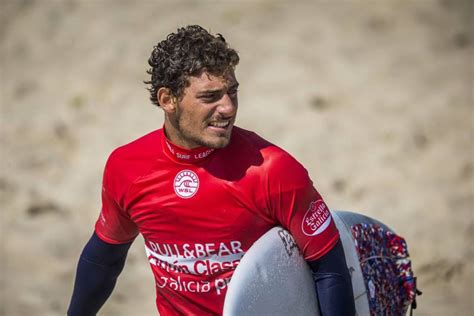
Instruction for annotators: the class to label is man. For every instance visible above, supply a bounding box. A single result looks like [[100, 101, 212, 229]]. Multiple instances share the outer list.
[[68, 25, 355, 315]]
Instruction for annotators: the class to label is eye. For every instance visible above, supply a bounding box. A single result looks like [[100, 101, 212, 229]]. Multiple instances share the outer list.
[[200, 93, 221, 103], [228, 88, 239, 97]]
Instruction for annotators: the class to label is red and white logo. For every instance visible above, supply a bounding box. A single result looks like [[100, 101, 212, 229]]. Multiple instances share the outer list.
[[302, 199, 332, 236], [174, 170, 199, 198]]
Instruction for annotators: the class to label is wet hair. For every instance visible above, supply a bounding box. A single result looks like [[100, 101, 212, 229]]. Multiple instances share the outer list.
[[145, 25, 240, 106]]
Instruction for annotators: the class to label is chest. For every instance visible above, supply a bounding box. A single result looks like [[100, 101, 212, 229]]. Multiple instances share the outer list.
[[125, 166, 272, 246]]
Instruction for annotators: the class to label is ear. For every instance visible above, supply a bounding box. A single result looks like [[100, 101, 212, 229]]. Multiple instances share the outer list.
[[157, 88, 177, 113]]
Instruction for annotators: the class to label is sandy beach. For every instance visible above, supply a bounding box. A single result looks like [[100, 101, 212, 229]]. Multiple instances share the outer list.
[[1, 0, 472, 315]]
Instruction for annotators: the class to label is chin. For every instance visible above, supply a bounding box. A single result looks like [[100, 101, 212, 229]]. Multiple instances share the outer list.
[[209, 139, 230, 149], [205, 136, 231, 149]]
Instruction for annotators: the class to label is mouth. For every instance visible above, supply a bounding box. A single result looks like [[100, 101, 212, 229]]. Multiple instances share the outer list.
[[208, 120, 232, 131]]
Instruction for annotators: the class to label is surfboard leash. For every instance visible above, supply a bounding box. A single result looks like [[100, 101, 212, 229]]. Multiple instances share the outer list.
[[409, 277, 423, 316]]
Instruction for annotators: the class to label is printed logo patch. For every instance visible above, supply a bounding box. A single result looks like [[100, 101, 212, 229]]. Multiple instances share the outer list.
[[302, 199, 332, 236], [278, 229, 300, 257], [174, 170, 199, 198]]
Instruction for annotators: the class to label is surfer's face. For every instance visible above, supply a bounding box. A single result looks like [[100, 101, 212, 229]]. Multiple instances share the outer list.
[[161, 70, 239, 149]]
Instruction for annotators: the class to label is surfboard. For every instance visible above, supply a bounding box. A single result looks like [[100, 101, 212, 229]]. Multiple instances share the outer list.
[[331, 210, 380, 315], [223, 210, 416, 315], [333, 211, 417, 315], [223, 226, 320, 315]]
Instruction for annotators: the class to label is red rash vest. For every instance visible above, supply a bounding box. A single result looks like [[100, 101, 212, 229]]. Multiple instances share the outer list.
[[95, 126, 339, 315]]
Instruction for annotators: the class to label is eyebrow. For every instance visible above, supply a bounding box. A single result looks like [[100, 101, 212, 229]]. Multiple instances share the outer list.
[[197, 83, 239, 96]]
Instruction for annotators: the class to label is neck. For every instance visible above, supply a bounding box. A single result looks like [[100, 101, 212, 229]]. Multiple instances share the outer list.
[[162, 126, 215, 164], [163, 119, 198, 149]]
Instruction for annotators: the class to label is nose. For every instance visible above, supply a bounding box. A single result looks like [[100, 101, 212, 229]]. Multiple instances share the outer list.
[[217, 93, 238, 116]]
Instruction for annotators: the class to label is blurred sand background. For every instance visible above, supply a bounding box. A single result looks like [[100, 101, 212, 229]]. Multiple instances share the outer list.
[[1, 0, 472, 315]]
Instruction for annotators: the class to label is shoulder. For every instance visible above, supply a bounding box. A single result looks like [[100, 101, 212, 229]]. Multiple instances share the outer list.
[[104, 129, 164, 192], [106, 129, 162, 169], [231, 127, 309, 182], [264, 146, 310, 186], [231, 126, 272, 147]]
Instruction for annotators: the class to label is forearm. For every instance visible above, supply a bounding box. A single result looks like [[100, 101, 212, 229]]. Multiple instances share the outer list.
[[309, 239, 355, 316], [67, 232, 132, 316]]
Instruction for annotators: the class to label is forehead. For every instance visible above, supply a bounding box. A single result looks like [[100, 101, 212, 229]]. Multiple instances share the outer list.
[[186, 70, 237, 92]]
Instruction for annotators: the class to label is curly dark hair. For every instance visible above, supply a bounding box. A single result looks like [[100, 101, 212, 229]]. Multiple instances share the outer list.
[[145, 25, 240, 106]]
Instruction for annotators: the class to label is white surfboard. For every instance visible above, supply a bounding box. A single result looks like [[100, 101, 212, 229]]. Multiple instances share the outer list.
[[223, 210, 395, 316], [223, 226, 320, 316]]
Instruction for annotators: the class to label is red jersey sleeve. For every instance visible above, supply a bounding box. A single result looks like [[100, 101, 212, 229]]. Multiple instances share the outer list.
[[264, 150, 339, 261], [94, 153, 139, 244]]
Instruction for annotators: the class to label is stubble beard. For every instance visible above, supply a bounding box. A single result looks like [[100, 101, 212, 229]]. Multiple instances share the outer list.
[[175, 111, 232, 149]]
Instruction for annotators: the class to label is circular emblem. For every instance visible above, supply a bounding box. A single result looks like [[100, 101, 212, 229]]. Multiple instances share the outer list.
[[301, 199, 332, 236], [174, 170, 199, 198]]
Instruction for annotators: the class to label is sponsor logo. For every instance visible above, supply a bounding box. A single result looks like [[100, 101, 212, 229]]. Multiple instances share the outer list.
[[165, 141, 175, 154], [154, 275, 232, 295], [156, 275, 211, 293], [301, 199, 332, 236], [278, 229, 300, 257], [145, 240, 243, 295], [145, 241, 244, 276], [174, 170, 199, 198], [194, 149, 214, 160]]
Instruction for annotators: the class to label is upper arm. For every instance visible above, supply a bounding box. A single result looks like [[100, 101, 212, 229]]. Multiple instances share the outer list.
[[307, 238, 347, 274], [94, 153, 139, 244], [264, 150, 339, 261]]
